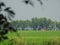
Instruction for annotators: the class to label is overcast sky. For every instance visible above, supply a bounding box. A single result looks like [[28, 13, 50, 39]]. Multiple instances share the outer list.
[[1, 0, 60, 21]]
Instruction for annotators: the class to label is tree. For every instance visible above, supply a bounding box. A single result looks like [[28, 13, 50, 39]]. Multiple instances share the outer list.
[[22, 0, 48, 7], [56, 22, 60, 30], [37, 18, 47, 30], [0, 2, 16, 41], [47, 19, 53, 30], [11, 21, 21, 30], [31, 17, 39, 30], [22, 0, 34, 7], [19, 20, 27, 30]]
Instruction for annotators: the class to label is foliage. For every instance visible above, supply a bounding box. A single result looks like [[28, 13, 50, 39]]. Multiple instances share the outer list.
[[0, 30, 60, 45], [0, 2, 16, 41], [11, 17, 60, 30]]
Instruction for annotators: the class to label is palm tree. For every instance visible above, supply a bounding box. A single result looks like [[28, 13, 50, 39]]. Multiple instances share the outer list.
[[0, 2, 5, 11], [0, 2, 15, 21], [4, 7, 15, 21], [0, 2, 16, 41], [0, 1, 15, 31], [22, 0, 48, 7], [37, 0, 43, 6], [22, 0, 34, 7]]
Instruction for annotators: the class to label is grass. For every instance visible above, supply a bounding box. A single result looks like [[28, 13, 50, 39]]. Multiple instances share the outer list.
[[0, 30, 60, 45]]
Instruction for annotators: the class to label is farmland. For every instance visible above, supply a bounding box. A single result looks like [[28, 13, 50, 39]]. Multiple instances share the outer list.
[[0, 30, 60, 45]]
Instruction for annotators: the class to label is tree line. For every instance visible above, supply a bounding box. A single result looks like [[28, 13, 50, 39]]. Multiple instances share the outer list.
[[11, 17, 60, 30]]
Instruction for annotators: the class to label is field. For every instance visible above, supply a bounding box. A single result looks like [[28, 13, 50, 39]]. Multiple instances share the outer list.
[[0, 30, 60, 45]]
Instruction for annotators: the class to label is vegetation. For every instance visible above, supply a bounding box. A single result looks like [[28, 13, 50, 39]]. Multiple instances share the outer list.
[[22, 0, 48, 7], [0, 30, 60, 45], [0, 0, 60, 45], [0, 2, 16, 41], [11, 17, 60, 30]]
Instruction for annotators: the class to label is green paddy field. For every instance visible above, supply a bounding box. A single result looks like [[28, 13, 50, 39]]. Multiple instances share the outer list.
[[0, 30, 60, 45]]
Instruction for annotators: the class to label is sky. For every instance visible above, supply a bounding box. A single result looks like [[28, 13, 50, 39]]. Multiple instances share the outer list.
[[1, 0, 60, 21]]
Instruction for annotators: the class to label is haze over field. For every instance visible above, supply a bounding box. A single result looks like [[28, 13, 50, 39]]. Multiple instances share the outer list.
[[2, 0, 60, 21]]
